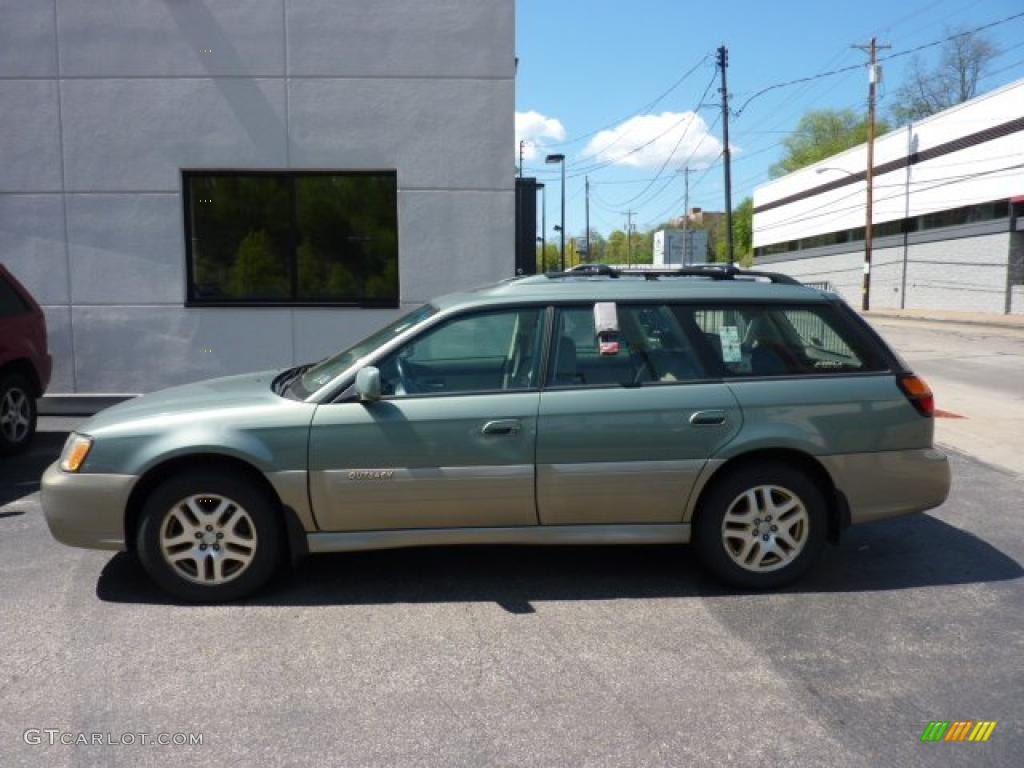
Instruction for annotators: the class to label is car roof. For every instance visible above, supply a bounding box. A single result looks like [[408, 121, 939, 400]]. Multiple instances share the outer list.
[[431, 272, 831, 312]]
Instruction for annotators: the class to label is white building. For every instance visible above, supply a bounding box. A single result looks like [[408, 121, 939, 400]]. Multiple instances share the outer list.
[[653, 229, 709, 266], [753, 78, 1024, 314], [0, 0, 515, 399]]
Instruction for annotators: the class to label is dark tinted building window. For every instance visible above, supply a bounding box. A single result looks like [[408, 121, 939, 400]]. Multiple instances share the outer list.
[[756, 199, 1009, 258], [185, 172, 398, 306]]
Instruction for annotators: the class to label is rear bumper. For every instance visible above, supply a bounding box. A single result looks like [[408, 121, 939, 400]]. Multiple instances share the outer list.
[[40, 462, 134, 550], [821, 448, 951, 525]]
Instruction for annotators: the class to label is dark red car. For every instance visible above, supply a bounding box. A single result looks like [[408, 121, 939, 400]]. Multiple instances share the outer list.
[[0, 264, 51, 454]]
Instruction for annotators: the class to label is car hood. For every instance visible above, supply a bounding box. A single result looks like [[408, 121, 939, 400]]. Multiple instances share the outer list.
[[79, 371, 287, 435]]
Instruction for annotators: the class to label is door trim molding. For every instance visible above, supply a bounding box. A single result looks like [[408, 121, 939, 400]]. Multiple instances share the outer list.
[[307, 523, 691, 553]]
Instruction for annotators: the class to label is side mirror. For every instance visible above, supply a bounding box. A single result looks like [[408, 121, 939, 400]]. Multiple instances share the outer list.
[[355, 366, 382, 402]]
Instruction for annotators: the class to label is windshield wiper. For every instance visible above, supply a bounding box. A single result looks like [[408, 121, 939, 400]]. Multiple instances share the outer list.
[[273, 363, 314, 396]]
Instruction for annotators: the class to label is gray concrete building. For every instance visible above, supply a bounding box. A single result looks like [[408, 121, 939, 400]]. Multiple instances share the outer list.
[[752, 79, 1024, 314], [0, 0, 516, 397]]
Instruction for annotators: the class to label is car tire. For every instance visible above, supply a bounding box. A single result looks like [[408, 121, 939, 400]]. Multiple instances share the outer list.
[[0, 372, 37, 456], [136, 470, 284, 603], [694, 462, 827, 589]]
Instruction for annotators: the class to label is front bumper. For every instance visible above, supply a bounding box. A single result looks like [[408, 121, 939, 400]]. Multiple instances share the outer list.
[[40, 462, 135, 551], [821, 448, 952, 525]]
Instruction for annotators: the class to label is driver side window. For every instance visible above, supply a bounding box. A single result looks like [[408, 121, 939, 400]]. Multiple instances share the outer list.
[[378, 308, 544, 397]]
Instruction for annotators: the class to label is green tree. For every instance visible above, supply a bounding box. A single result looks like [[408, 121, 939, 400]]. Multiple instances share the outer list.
[[890, 28, 999, 123], [733, 197, 754, 265], [629, 229, 653, 264], [713, 199, 753, 267], [582, 230, 607, 263], [536, 243, 561, 272], [770, 109, 889, 178], [226, 230, 288, 298], [605, 230, 627, 264]]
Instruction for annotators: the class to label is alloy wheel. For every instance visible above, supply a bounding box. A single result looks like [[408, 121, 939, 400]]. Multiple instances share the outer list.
[[0, 386, 31, 444], [159, 494, 258, 585], [721, 485, 810, 573]]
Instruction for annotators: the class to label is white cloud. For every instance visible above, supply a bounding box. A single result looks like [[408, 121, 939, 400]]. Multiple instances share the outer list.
[[515, 110, 567, 162], [581, 111, 725, 169]]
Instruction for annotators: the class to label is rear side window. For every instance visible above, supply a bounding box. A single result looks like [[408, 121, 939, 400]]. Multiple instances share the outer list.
[[549, 305, 705, 387], [0, 274, 31, 318], [685, 304, 885, 377]]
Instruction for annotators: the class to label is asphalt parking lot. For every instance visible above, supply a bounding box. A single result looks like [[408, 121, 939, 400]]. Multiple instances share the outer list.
[[1, 417, 1021, 767]]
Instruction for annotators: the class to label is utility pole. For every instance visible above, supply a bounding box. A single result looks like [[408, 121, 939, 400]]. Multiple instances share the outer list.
[[585, 176, 591, 263], [717, 45, 734, 264], [625, 210, 636, 266], [852, 37, 890, 311], [681, 167, 690, 265]]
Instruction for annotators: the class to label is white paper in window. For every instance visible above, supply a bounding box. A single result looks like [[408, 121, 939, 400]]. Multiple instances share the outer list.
[[720, 325, 741, 363]]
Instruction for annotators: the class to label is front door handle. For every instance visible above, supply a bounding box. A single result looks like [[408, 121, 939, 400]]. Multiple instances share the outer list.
[[690, 410, 726, 426], [481, 419, 522, 436]]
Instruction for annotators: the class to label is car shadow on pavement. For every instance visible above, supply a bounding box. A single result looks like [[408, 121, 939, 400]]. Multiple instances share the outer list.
[[0, 431, 67, 508], [96, 512, 1022, 609]]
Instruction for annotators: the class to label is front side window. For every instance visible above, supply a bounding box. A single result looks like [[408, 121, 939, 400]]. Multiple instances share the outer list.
[[688, 304, 884, 377], [549, 305, 705, 388], [298, 304, 439, 395], [378, 309, 545, 397], [185, 171, 398, 306]]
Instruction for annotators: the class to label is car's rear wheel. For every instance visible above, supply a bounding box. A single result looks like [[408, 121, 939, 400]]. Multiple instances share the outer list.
[[0, 372, 37, 456], [136, 470, 283, 602], [694, 462, 826, 589]]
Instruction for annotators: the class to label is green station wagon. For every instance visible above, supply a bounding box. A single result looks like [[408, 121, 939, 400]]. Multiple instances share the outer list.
[[42, 265, 951, 601]]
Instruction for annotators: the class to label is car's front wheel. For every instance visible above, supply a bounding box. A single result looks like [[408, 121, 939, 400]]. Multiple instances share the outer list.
[[0, 372, 37, 456], [136, 470, 283, 602], [694, 462, 827, 589]]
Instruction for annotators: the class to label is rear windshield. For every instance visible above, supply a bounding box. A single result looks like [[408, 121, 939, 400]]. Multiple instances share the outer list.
[[685, 304, 886, 377]]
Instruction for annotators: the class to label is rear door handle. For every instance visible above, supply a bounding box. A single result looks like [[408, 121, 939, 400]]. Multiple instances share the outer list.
[[690, 410, 726, 426], [481, 419, 522, 436]]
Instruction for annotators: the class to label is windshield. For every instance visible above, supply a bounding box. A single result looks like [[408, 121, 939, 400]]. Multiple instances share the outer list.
[[295, 304, 439, 395]]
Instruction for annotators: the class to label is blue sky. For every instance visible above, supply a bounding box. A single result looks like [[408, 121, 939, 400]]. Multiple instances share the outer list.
[[515, 0, 1024, 238]]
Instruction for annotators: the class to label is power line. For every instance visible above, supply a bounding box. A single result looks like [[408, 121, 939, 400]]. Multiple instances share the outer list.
[[733, 9, 1024, 116], [643, 154, 720, 227], [603, 75, 720, 207], [562, 70, 720, 175], [544, 54, 711, 149]]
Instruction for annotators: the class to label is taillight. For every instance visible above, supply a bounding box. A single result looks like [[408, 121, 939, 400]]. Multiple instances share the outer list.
[[898, 374, 934, 417]]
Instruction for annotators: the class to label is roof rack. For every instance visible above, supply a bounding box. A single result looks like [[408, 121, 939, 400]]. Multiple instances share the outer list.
[[546, 263, 801, 286]]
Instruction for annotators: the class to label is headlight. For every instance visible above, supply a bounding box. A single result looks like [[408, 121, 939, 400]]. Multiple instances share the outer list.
[[59, 433, 93, 472]]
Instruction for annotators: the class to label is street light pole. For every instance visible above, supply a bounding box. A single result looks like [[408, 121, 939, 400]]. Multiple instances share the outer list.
[[545, 153, 566, 271]]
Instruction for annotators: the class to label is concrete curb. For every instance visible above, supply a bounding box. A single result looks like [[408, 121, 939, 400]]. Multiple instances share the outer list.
[[862, 310, 1024, 331]]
